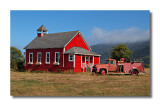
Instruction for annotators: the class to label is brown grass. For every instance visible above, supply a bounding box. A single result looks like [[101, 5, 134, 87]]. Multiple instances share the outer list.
[[10, 68, 150, 96]]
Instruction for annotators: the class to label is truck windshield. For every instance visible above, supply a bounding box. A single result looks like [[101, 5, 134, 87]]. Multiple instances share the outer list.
[[105, 60, 109, 64]]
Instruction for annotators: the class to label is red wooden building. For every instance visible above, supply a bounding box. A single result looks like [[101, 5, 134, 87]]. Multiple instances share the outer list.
[[24, 25, 101, 73]]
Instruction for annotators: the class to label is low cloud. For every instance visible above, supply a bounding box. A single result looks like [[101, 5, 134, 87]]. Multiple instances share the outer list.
[[87, 27, 150, 45]]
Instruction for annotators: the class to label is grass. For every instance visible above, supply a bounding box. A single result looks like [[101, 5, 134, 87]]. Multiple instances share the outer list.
[[10, 68, 150, 96]]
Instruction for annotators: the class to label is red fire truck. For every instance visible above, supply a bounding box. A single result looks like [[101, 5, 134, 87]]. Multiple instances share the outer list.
[[92, 57, 145, 75]]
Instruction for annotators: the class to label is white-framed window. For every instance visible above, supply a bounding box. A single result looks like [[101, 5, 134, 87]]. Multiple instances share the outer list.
[[37, 52, 42, 63], [69, 54, 73, 61], [46, 52, 50, 64], [55, 52, 60, 63], [29, 53, 33, 63]]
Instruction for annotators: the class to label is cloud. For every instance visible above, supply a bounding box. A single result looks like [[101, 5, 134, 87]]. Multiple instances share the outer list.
[[87, 27, 150, 45]]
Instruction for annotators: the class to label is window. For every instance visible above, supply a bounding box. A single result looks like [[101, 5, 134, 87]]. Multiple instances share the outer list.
[[55, 52, 60, 63], [86, 56, 89, 61], [29, 53, 33, 63], [46, 52, 50, 64], [69, 54, 73, 61], [105, 60, 109, 64], [37, 52, 41, 63], [110, 60, 115, 64]]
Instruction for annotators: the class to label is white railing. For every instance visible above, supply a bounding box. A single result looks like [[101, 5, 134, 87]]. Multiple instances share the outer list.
[[82, 63, 94, 72]]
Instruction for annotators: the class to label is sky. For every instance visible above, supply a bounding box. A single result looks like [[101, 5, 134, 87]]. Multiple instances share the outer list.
[[11, 10, 150, 52]]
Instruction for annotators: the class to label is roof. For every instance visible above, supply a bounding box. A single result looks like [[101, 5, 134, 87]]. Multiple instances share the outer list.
[[37, 25, 48, 32], [24, 31, 81, 49], [64, 47, 101, 56]]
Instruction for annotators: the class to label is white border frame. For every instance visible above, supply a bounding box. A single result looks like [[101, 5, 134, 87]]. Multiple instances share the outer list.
[[73, 54, 75, 67], [29, 52, 33, 64], [45, 52, 50, 64], [37, 52, 42, 63], [55, 52, 60, 64], [68, 54, 74, 62]]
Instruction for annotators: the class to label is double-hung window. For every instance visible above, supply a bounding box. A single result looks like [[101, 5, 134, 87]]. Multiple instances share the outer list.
[[29, 53, 33, 64], [69, 54, 73, 61], [37, 52, 41, 63], [46, 52, 50, 64], [55, 52, 60, 64]]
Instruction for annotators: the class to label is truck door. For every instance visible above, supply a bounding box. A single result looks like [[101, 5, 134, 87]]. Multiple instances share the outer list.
[[108, 60, 117, 71]]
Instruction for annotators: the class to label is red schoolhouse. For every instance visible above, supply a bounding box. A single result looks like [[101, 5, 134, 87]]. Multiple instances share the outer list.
[[24, 25, 100, 73]]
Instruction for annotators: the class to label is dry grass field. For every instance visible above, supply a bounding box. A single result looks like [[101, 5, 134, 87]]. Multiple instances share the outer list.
[[11, 68, 150, 96]]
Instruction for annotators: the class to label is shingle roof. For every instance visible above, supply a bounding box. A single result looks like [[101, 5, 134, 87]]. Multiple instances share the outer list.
[[24, 31, 79, 49], [37, 25, 48, 32], [64, 47, 101, 56]]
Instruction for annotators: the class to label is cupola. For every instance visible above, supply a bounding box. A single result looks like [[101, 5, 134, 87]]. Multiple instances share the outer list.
[[37, 25, 48, 37]]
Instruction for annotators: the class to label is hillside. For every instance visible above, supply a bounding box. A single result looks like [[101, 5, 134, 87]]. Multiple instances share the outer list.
[[91, 40, 150, 67]]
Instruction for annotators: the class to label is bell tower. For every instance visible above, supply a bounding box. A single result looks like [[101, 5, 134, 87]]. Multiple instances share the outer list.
[[37, 25, 48, 37]]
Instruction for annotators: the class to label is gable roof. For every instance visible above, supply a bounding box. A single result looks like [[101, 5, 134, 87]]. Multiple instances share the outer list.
[[64, 47, 101, 56], [24, 31, 91, 50], [37, 25, 48, 32]]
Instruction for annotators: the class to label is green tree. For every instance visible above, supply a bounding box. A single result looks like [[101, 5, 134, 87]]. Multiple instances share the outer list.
[[111, 44, 132, 61], [10, 47, 24, 70]]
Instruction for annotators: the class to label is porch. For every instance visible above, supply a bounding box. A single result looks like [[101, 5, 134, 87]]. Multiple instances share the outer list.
[[64, 47, 101, 73], [81, 55, 94, 72]]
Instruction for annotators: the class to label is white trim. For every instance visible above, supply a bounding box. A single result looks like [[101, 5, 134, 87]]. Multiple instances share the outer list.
[[37, 52, 42, 63], [85, 55, 86, 64], [93, 56, 94, 64], [69, 54, 74, 62], [29, 53, 33, 64], [63, 31, 91, 51], [73, 54, 75, 67], [64, 31, 79, 48], [78, 32, 92, 51], [63, 48, 65, 67], [99, 57, 100, 64], [45, 52, 50, 64], [81, 55, 82, 68], [55, 52, 60, 64]]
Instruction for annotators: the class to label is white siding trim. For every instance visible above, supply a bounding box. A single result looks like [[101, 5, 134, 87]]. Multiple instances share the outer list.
[[69, 54, 74, 62], [73, 54, 75, 67], [37, 52, 42, 63], [63, 48, 65, 67], [45, 52, 50, 64], [81, 55, 82, 68], [55, 52, 60, 64], [78, 32, 92, 51], [64, 32, 79, 48], [93, 56, 94, 64], [63, 31, 91, 51], [29, 52, 33, 64]]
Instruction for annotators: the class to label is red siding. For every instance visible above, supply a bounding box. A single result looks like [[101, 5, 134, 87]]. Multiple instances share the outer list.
[[94, 56, 100, 64], [74, 55, 82, 73], [25, 48, 73, 72], [64, 54, 73, 68], [65, 33, 89, 51]]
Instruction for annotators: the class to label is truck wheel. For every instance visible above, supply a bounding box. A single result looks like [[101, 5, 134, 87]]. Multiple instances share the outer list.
[[131, 70, 138, 75], [100, 69, 106, 75]]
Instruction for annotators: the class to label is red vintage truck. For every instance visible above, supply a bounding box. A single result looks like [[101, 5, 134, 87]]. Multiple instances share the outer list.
[[92, 57, 145, 75]]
